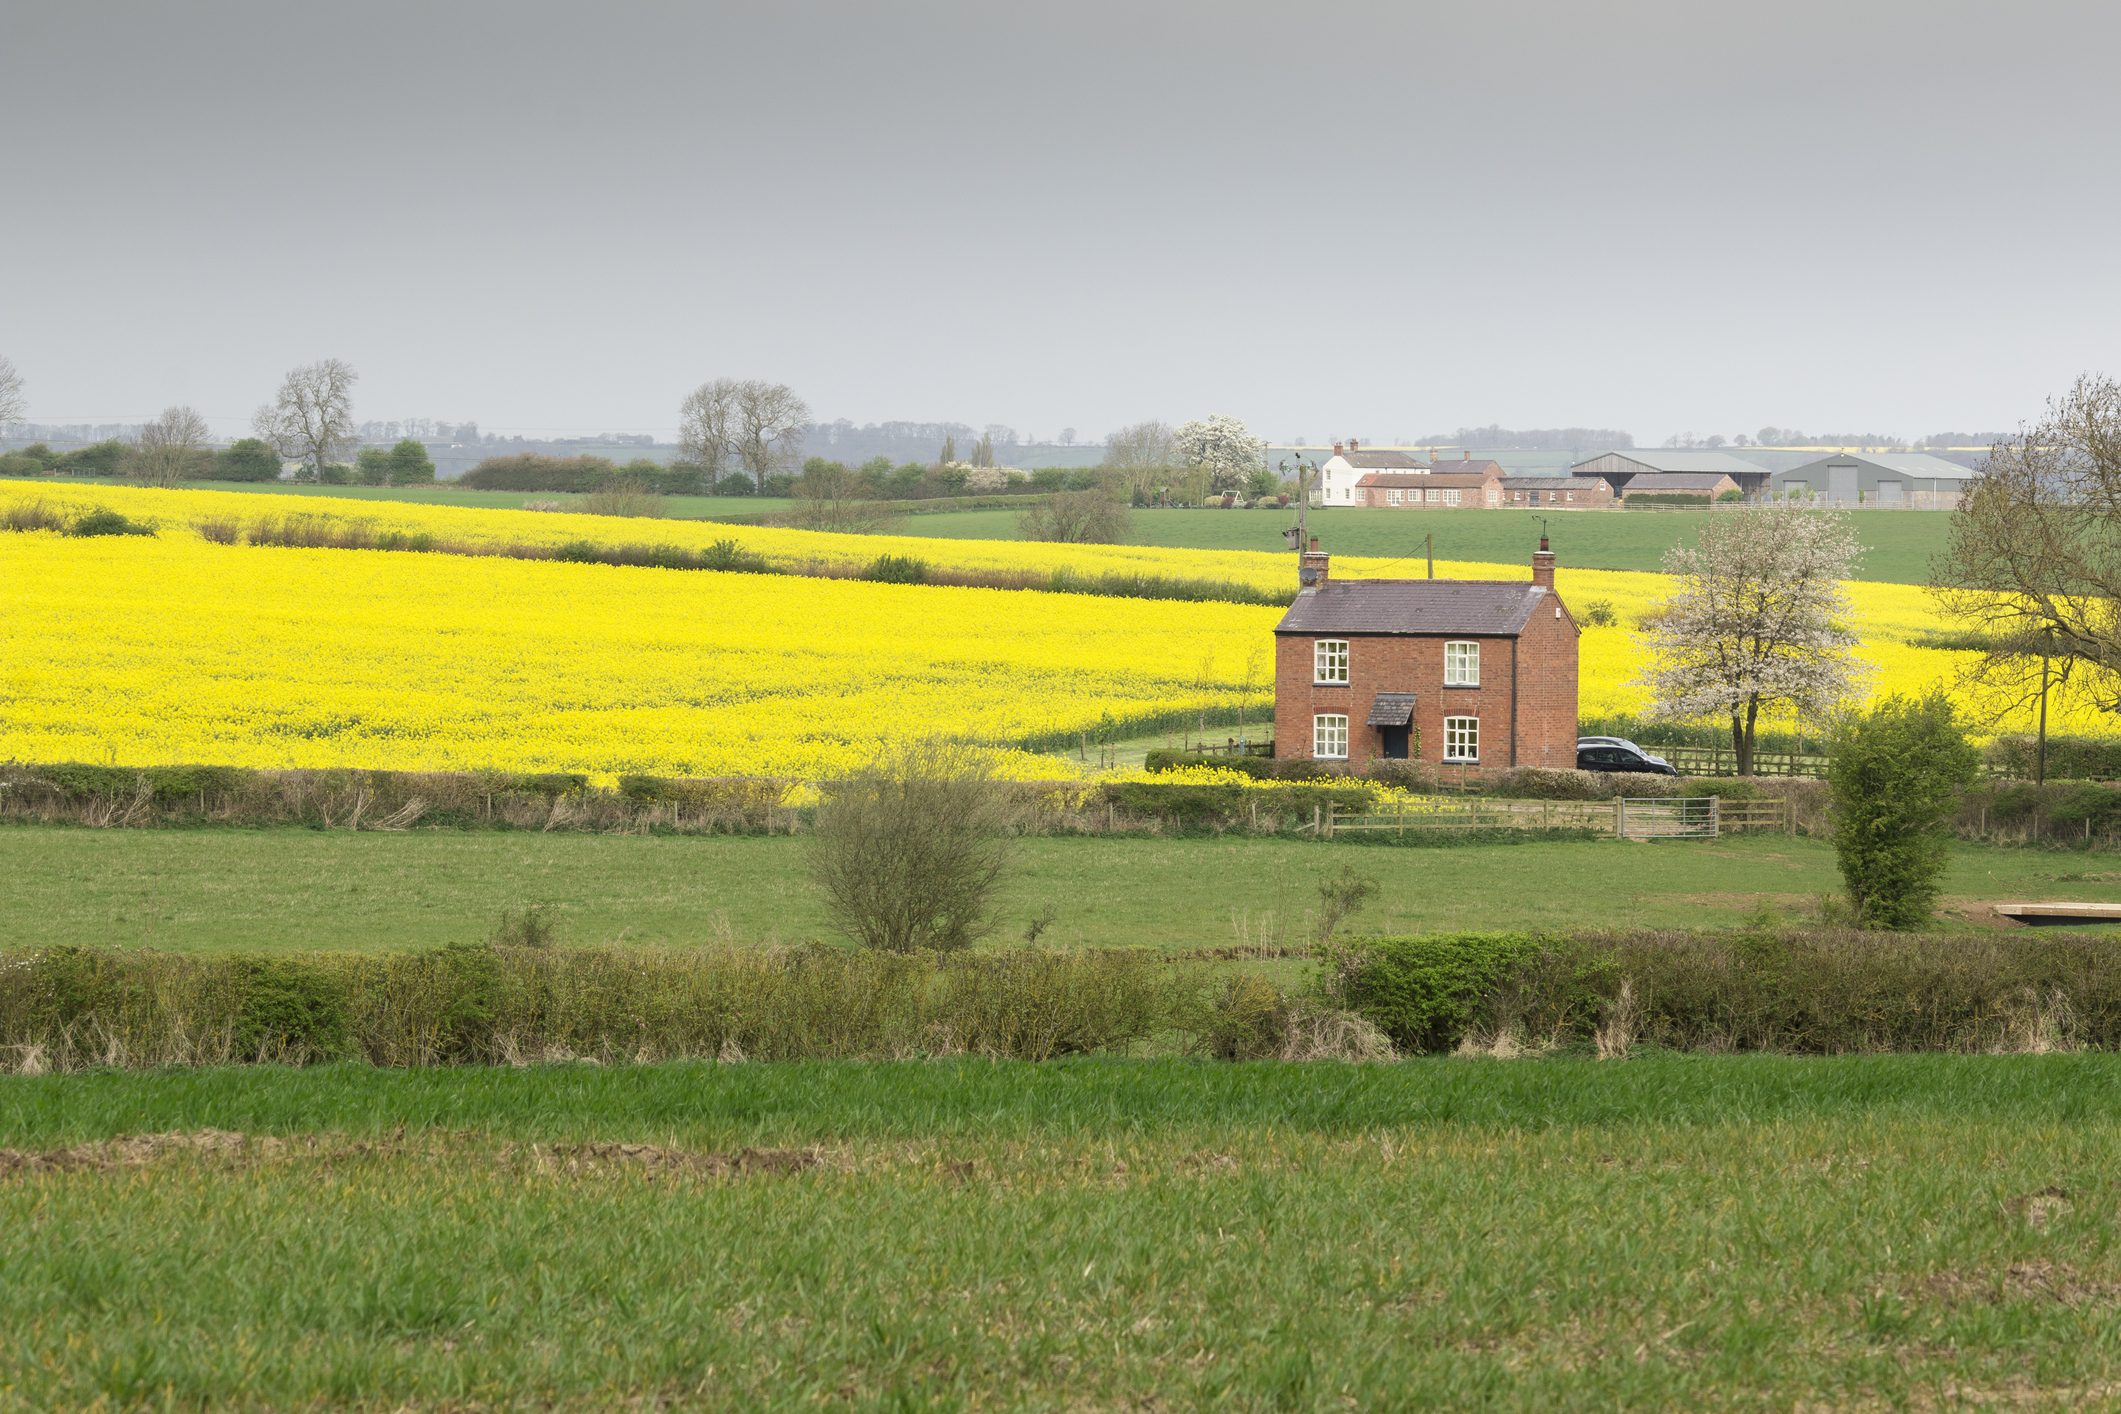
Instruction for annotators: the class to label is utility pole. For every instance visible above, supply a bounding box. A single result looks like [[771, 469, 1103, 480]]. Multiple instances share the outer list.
[[1280, 455, 1313, 553]]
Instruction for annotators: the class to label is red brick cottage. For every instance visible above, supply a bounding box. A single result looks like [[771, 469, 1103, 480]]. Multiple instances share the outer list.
[[1272, 539, 1579, 771]]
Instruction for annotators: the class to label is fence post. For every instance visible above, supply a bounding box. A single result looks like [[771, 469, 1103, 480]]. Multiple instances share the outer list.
[[1615, 797, 1626, 838], [1708, 795, 1720, 838]]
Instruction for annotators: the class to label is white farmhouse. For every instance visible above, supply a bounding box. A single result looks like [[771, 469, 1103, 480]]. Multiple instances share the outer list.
[[1312, 440, 1429, 506]]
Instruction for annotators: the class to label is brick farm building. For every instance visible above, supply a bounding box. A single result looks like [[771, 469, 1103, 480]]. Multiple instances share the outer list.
[[1272, 538, 1579, 771]]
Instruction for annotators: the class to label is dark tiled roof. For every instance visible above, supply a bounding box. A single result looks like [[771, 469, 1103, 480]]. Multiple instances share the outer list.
[[1366, 693, 1417, 726], [1355, 471, 1500, 489], [1501, 476, 1597, 490], [1274, 579, 1547, 637], [1337, 450, 1428, 469]]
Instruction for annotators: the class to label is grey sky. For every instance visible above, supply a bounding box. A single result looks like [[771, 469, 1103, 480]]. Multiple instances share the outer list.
[[6, 0, 2117, 443]]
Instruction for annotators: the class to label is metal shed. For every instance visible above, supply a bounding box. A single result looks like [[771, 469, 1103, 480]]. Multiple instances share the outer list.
[[1568, 449, 1775, 500], [1770, 452, 1976, 509]]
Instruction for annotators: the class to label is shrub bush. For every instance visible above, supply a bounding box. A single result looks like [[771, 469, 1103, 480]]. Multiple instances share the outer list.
[[69, 508, 155, 537], [1321, 933, 1555, 1053], [1828, 692, 1979, 928], [863, 554, 928, 584], [231, 957, 353, 1061]]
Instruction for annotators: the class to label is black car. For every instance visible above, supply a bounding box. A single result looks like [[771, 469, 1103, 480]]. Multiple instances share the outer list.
[[1575, 738, 1678, 775]]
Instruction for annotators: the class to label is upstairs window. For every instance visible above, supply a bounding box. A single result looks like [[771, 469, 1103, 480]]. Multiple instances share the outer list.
[[1444, 640, 1479, 686], [1313, 714, 1349, 760], [1444, 716, 1479, 763], [1314, 639, 1349, 684]]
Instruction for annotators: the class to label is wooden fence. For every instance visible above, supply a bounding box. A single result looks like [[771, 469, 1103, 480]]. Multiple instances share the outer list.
[[1322, 795, 1788, 840], [1658, 745, 1830, 779]]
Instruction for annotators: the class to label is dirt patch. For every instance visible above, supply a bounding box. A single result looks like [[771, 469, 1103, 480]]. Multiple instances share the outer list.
[[0, 1129, 281, 1176], [0, 1130, 825, 1182], [1918, 1259, 2121, 1309], [2008, 1186, 2073, 1232], [528, 1142, 823, 1178]]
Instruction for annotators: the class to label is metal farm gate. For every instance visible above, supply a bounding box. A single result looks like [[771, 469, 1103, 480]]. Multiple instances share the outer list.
[[1613, 796, 1718, 840]]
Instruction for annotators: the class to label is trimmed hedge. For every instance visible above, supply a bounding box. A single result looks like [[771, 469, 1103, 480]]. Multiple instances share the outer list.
[[1325, 929, 2121, 1054], [0, 943, 1199, 1069]]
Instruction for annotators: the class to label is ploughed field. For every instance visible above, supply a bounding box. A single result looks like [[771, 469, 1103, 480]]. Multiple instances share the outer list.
[[6, 1055, 2120, 1409], [5, 828, 2115, 954], [0, 482, 2101, 783]]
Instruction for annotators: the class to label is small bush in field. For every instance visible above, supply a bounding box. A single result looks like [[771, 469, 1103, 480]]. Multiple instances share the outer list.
[[1322, 933, 1550, 1053], [69, 508, 155, 538], [808, 741, 1019, 953], [1583, 599, 1618, 627], [1828, 692, 1980, 929]]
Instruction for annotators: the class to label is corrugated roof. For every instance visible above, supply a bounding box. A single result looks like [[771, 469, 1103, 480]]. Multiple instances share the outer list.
[[1778, 452, 1977, 481], [1274, 580, 1547, 637], [1333, 450, 1429, 470], [1366, 693, 1417, 727], [1621, 472, 1738, 492], [1571, 450, 1772, 476]]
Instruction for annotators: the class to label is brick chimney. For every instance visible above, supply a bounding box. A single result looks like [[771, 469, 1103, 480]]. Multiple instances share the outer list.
[[1532, 535, 1555, 589], [1347, 437, 1360, 453], [1299, 536, 1330, 590], [1461, 449, 1471, 460], [1331, 441, 1344, 458]]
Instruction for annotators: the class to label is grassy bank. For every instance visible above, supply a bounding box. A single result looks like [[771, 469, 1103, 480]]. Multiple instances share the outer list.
[[895, 504, 1954, 584], [4, 1056, 2119, 1409], [5, 828, 2115, 953]]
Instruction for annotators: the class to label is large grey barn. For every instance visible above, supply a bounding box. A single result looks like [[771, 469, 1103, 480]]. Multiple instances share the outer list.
[[1568, 449, 1774, 500], [1770, 452, 1976, 509]]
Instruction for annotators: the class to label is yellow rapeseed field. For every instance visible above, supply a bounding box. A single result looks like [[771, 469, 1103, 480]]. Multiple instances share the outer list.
[[0, 480, 2106, 778], [0, 530, 1275, 780]]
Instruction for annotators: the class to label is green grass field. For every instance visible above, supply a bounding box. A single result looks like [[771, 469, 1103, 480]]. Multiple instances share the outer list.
[[6, 1055, 2120, 1408], [890, 505, 1953, 584], [3, 827, 2111, 954]]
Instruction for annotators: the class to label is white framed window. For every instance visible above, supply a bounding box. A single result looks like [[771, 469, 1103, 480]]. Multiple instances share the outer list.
[[1313, 714, 1349, 760], [1444, 716, 1479, 763], [1314, 639, 1349, 685], [1441, 488, 1462, 506], [1444, 640, 1479, 686], [1386, 488, 1403, 505]]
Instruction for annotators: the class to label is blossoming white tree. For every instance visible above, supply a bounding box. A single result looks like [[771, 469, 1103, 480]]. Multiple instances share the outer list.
[[1634, 504, 1866, 774], [1173, 414, 1265, 496]]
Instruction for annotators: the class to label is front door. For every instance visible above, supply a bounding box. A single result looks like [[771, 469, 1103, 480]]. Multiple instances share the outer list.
[[1380, 724, 1410, 760]]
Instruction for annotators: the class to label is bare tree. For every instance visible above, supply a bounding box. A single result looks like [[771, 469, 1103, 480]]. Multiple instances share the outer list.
[[780, 460, 901, 533], [1103, 419, 1175, 470], [677, 378, 740, 491], [1634, 504, 1866, 774], [808, 740, 1018, 953], [0, 355, 23, 426], [1019, 488, 1130, 544], [133, 405, 212, 487], [1934, 376, 2121, 728], [254, 359, 357, 481], [732, 380, 808, 494]]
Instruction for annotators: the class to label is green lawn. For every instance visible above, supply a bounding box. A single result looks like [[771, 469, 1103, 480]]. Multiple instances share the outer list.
[[890, 505, 1953, 584], [3, 826, 2110, 954], [5, 1055, 2120, 1408]]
